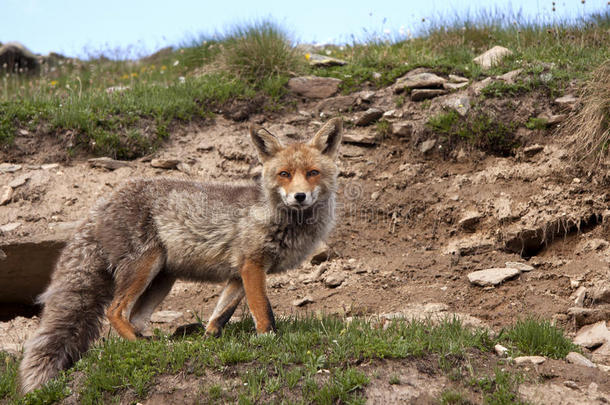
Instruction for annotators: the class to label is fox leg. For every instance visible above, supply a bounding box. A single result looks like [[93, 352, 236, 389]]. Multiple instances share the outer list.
[[106, 248, 164, 341], [240, 258, 276, 334], [205, 278, 245, 337], [130, 272, 176, 334]]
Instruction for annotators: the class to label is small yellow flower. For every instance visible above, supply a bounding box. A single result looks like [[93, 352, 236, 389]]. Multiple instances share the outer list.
[[131, 72, 137, 77], [121, 74, 129, 80], [161, 65, 167, 71], [305, 53, 311, 60], [306, 350, 311, 355], [50, 80, 58, 87]]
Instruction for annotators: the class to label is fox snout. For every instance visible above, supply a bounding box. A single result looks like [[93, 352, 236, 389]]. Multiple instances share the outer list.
[[281, 188, 318, 207]]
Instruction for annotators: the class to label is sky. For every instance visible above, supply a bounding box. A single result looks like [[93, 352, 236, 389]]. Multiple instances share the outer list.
[[2, 0, 609, 59]]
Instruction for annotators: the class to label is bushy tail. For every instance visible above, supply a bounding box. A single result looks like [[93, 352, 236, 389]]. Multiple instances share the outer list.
[[19, 223, 113, 394]]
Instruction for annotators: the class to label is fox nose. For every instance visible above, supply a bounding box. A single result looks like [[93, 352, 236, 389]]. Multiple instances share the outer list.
[[294, 193, 306, 203]]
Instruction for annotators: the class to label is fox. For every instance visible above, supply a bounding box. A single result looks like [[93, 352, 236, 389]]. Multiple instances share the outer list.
[[18, 117, 343, 394]]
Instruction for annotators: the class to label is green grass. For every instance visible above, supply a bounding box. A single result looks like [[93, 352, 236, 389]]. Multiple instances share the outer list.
[[0, 315, 576, 404], [426, 109, 518, 155]]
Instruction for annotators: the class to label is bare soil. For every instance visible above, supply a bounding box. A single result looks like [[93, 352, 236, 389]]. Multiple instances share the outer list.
[[1, 82, 610, 403]]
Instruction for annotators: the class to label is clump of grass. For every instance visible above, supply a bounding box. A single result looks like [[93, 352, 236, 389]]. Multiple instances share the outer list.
[[481, 80, 535, 98], [525, 117, 548, 130], [474, 368, 527, 405], [498, 318, 579, 359], [221, 20, 303, 84], [565, 59, 610, 164], [376, 119, 391, 139], [427, 109, 518, 156]]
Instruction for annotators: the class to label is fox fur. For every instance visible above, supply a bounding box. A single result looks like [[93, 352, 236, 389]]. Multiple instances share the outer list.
[[19, 118, 343, 393]]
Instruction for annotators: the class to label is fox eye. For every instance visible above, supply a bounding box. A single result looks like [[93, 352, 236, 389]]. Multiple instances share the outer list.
[[307, 170, 320, 177], [279, 171, 291, 178]]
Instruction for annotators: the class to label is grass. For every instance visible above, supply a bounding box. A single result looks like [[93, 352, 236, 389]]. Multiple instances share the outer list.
[[0, 315, 578, 404], [426, 109, 518, 156], [1, 12, 610, 158], [498, 318, 579, 359]]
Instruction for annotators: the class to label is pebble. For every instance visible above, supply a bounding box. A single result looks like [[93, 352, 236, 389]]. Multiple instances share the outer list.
[[566, 351, 596, 368], [150, 310, 183, 323], [467, 268, 520, 287], [514, 356, 546, 365], [151, 159, 181, 169], [292, 296, 314, 307]]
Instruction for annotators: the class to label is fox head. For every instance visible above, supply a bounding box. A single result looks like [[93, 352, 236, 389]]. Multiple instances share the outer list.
[[250, 118, 343, 209]]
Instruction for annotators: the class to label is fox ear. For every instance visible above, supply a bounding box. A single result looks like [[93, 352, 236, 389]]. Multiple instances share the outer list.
[[310, 117, 343, 157], [250, 125, 283, 162]]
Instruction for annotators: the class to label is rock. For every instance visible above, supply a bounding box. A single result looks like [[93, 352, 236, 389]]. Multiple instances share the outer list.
[[324, 272, 345, 288], [467, 268, 520, 287], [292, 296, 314, 307], [8, 173, 31, 189], [505, 262, 534, 272], [568, 307, 610, 327], [353, 108, 383, 126], [0, 186, 12, 205], [449, 74, 469, 83], [316, 95, 357, 113], [495, 344, 509, 356], [41, 163, 60, 170], [573, 321, 610, 349], [356, 90, 376, 103], [497, 69, 523, 84], [458, 211, 483, 232], [88, 157, 130, 170], [0, 42, 39, 73], [573, 286, 587, 307], [591, 342, 610, 364], [578, 239, 609, 254], [391, 122, 413, 138], [443, 82, 469, 91], [150, 310, 183, 323], [0, 163, 22, 173], [394, 72, 447, 93], [343, 131, 378, 145], [411, 89, 447, 101], [419, 139, 437, 154], [444, 236, 494, 256], [288, 76, 342, 99], [306, 53, 347, 67], [523, 144, 544, 157], [105, 85, 130, 94], [442, 95, 471, 116], [196, 141, 214, 152], [151, 159, 180, 169], [0, 222, 21, 233], [592, 286, 610, 304], [371, 191, 380, 200], [309, 242, 331, 265], [469, 77, 493, 96], [555, 94, 578, 108], [514, 356, 546, 365], [565, 351, 596, 368], [473, 46, 513, 69], [545, 114, 566, 126], [494, 197, 516, 222]]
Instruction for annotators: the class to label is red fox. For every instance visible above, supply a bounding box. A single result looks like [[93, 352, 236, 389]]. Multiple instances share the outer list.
[[19, 118, 343, 393]]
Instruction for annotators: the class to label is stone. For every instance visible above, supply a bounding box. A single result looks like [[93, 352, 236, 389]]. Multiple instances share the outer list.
[[316, 95, 357, 113], [545, 114, 566, 125], [105, 85, 130, 94], [0, 186, 12, 205], [150, 310, 183, 323], [473, 46, 513, 69], [495, 344, 509, 356], [410, 89, 447, 101], [0, 222, 21, 233], [494, 197, 516, 222], [88, 157, 130, 170], [394, 72, 446, 93], [505, 262, 534, 272], [458, 211, 483, 232], [391, 122, 413, 138], [568, 307, 610, 327], [449, 74, 469, 83], [288, 76, 342, 99], [309, 242, 331, 265], [0, 42, 39, 73], [592, 286, 610, 304], [442, 95, 471, 116], [324, 272, 345, 288], [591, 342, 610, 364], [151, 159, 180, 169], [514, 356, 546, 365], [306, 53, 347, 67], [8, 173, 31, 189], [523, 144, 544, 157], [292, 296, 314, 307], [497, 69, 523, 84], [343, 131, 377, 145], [356, 90, 376, 102], [555, 94, 578, 108], [565, 352, 596, 368], [573, 286, 587, 307], [353, 108, 383, 126], [467, 268, 520, 287], [443, 82, 469, 90], [573, 321, 610, 349], [41, 163, 60, 170], [419, 139, 437, 154], [444, 236, 494, 256], [469, 77, 493, 96], [0, 163, 22, 173]]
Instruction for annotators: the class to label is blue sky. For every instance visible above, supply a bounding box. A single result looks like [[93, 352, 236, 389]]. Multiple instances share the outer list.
[[2, 0, 609, 58]]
